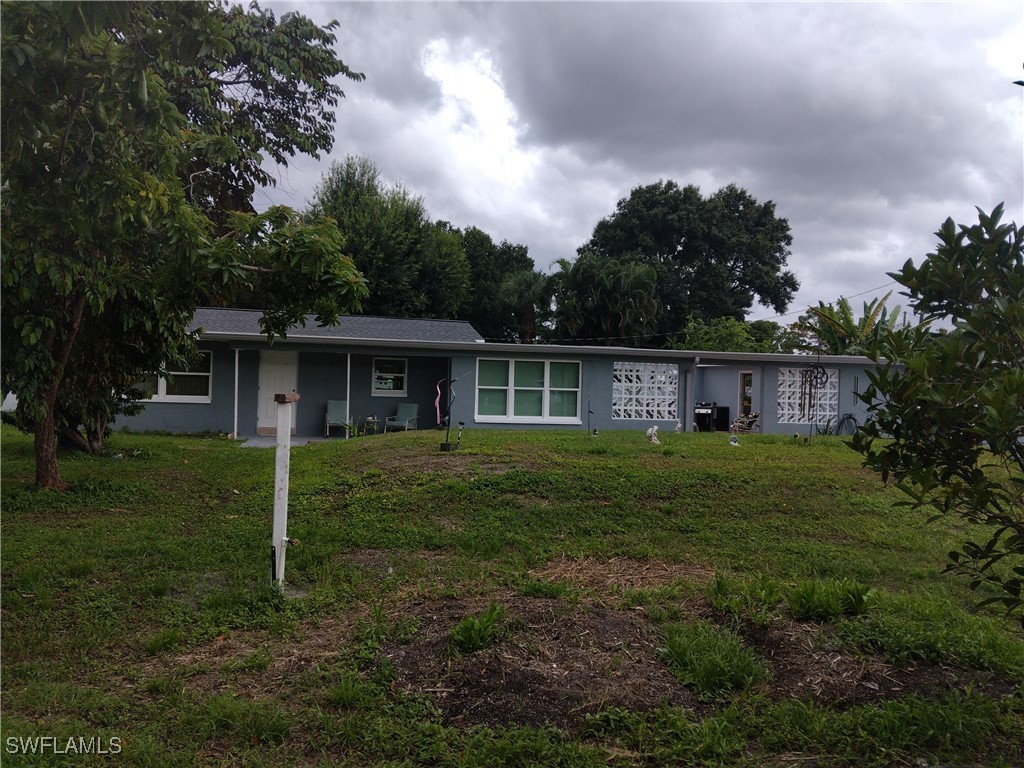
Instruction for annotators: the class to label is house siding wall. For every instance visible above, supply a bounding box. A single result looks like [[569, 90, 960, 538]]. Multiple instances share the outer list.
[[350, 353, 450, 431], [117, 342, 237, 434], [119, 343, 452, 437], [117, 339, 877, 439], [759, 362, 873, 434], [296, 351, 349, 436], [450, 354, 687, 434]]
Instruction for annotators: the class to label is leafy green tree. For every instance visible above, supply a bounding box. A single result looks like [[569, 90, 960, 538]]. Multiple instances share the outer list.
[[551, 253, 660, 345], [670, 317, 803, 353], [852, 205, 1024, 621], [580, 180, 798, 342], [794, 292, 901, 355], [673, 317, 759, 352], [1, 2, 366, 489], [496, 269, 554, 344], [748, 319, 803, 353], [459, 227, 535, 340], [420, 221, 472, 319], [307, 156, 471, 318]]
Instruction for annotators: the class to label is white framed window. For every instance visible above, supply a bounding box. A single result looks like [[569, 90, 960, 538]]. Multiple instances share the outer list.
[[777, 366, 839, 424], [372, 357, 407, 397], [476, 359, 581, 423], [138, 351, 213, 403], [612, 362, 679, 420]]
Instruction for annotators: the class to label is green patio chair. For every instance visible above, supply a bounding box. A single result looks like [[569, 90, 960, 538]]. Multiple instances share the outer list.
[[384, 402, 419, 432], [325, 399, 350, 438]]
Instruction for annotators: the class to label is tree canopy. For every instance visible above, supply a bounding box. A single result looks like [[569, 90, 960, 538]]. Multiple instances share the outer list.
[[306, 156, 472, 319], [852, 205, 1024, 621], [1, 1, 367, 489], [577, 180, 799, 344], [671, 316, 768, 353], [455, 226, 536, 341], [551, 253, 660, 346]]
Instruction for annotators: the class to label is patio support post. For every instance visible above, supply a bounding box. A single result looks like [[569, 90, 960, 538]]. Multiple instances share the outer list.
[[232, 348, 239, 439], [345, 352, 351, 436], [271, 392, 300, 586], [684, 356, 700, 431]]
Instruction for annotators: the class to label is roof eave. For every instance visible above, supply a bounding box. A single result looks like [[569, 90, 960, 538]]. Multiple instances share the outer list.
[[196, 329, 872, 364]]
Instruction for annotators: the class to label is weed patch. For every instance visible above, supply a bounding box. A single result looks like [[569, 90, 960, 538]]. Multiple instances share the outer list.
[[144, 628, 185, 655], [661, 620, 770, 698], [788, 577, 873, 621], [450, 602, 505, 654]]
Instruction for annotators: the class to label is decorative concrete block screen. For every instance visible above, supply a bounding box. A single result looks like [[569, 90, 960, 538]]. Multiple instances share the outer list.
[[777, 367, 839, 424], [612, 362, 679, 420]]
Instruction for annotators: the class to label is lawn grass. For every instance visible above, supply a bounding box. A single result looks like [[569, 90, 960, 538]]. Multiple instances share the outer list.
[[2, 424, 1021, 766]]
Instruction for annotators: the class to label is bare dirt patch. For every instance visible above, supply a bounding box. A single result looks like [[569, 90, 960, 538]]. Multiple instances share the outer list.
[[136, 614, 361, 699], [382, 596, 702, 730], [352, 442, 538, 478], [531, 554, 715, 593], [738, 619, 1019, 708], [381, 595, 1019, 732]]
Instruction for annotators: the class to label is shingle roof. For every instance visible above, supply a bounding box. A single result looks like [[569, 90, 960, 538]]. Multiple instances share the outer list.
[[190, 307, 484, 344]]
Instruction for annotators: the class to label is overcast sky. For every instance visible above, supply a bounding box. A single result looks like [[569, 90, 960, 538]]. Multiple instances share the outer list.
[[261, 1, 1023, 324]]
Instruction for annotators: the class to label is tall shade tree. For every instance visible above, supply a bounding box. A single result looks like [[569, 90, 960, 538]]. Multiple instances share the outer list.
[[551, 253, 660, 345], [794, 292, 902, 355], [1, 2, 367, 489], [459, 227, 535, 341], [496, 269, 554, 344], [853, 205, 1024, 621], [307, 156, 471, 318], [420, 221, 473, 320], [580, 180, 798, 343]]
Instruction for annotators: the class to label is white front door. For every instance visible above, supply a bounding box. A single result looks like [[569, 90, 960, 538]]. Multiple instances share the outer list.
[[257, 351, 298, 435]]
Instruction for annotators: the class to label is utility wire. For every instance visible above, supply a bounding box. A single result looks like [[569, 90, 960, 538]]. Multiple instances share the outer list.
[[752, 280, 901, 323]]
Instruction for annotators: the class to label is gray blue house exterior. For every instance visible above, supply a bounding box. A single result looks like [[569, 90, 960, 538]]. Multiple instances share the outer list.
[[120, 308, 876, 438]]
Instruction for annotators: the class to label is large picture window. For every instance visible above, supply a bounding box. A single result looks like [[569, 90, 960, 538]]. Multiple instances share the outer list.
[[612, 362, 679, 420], [476, 359, 581, 423], [372, 358, 407, 396], [137, 351, 213, 403], [777, 367, 839, 424]]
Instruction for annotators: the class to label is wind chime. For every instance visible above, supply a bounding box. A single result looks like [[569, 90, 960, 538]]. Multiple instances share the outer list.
[[800, 357, 830, 441]]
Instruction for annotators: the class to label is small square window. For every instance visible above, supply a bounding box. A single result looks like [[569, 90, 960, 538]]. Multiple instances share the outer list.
[[372, 358, 407, 397]]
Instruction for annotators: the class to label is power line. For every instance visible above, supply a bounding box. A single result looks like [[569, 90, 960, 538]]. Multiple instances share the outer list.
[[750, 281, 902, 323]]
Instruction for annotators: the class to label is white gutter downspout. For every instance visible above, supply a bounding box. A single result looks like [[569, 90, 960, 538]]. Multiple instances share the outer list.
[[684, 355, 700, 431], [232, 348, 240, 440]]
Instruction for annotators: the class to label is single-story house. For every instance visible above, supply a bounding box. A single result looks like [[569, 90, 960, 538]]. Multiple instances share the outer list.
[[120, 307, 876, 438]]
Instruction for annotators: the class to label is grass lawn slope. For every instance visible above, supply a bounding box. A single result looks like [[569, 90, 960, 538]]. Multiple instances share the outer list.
[[2, 425, 1021, 766]]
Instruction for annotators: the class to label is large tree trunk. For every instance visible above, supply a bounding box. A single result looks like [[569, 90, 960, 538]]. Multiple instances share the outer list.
[[33, 293, 86, 490], [34, 409, 68, 491]]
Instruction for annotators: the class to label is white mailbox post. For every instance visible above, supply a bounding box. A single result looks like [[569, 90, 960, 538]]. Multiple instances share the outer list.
[[271, 392, 300, 587]]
